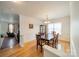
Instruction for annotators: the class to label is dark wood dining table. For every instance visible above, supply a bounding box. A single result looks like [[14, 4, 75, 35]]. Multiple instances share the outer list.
[[36, 33, 59, 52], [36, 34, 52, 52]]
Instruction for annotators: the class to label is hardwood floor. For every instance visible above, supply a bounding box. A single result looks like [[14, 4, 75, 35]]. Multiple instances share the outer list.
[[0, 40, 43, 57], [58, 40, 70, 53], [0, 40, 70, 57]]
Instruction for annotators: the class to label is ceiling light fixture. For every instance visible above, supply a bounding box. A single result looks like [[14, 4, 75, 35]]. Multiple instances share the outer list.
[[12, 0, 20, 2], [44, 15, 50, 24], [12, 1, 17, 2], [12, 0, 21, 4]]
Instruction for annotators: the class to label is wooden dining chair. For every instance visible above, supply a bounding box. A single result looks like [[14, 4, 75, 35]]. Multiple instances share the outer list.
[[49, 33, 59, 48], [54, 33, 59, 48], [36, 34, 48, 52], [36, 35, 41, 49]]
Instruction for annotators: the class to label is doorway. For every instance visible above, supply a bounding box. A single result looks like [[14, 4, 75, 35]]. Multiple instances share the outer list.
[[0, 13, 20, 49]]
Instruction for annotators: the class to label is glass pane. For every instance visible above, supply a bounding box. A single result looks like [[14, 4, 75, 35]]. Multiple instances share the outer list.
[[47, 23, 62, 39], [48, 23, 54, 39], [48, 23, 54, 33], [9, 24, 14, 33], [54, 23, 62, 35]]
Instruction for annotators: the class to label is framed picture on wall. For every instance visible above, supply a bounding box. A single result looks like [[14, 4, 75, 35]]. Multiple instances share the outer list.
[[29, 24, 33, 29]]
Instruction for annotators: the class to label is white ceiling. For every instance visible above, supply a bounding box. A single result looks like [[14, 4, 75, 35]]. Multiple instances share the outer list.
[[0, 1, 70, 20]]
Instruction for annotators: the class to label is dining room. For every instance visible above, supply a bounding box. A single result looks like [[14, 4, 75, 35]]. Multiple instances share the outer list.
[[36, 16, 70, 54]]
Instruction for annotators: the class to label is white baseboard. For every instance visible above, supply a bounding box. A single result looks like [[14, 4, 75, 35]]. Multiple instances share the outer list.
[[19, 39, 35, 47]]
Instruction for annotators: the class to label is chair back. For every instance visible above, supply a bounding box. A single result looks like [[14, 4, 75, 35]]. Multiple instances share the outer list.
[[36, 35, 41, 40], [51, 33, 59, 48], [55, 33, 59, 48], [36, 34, 41, 46]]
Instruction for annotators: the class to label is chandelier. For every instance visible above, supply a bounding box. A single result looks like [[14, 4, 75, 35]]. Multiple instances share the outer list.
[[44, 15, 50, 24]]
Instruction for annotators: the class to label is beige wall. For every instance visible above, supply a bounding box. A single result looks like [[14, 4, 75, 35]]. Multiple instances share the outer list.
[[20, 15, 43, 43], [50, 16, 70, 41], [70, 2, 79, 56]]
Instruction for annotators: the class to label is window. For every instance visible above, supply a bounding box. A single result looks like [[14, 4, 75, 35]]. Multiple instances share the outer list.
[[48, 23, 54, 33], [47, 23, 62, 39], [54, 23, 62, 35], [9, 24, 14, 33]]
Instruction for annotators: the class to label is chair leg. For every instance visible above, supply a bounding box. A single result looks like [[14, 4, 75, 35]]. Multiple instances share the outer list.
[[40, 45, 43, 52], [36, 41, 39, 49]]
